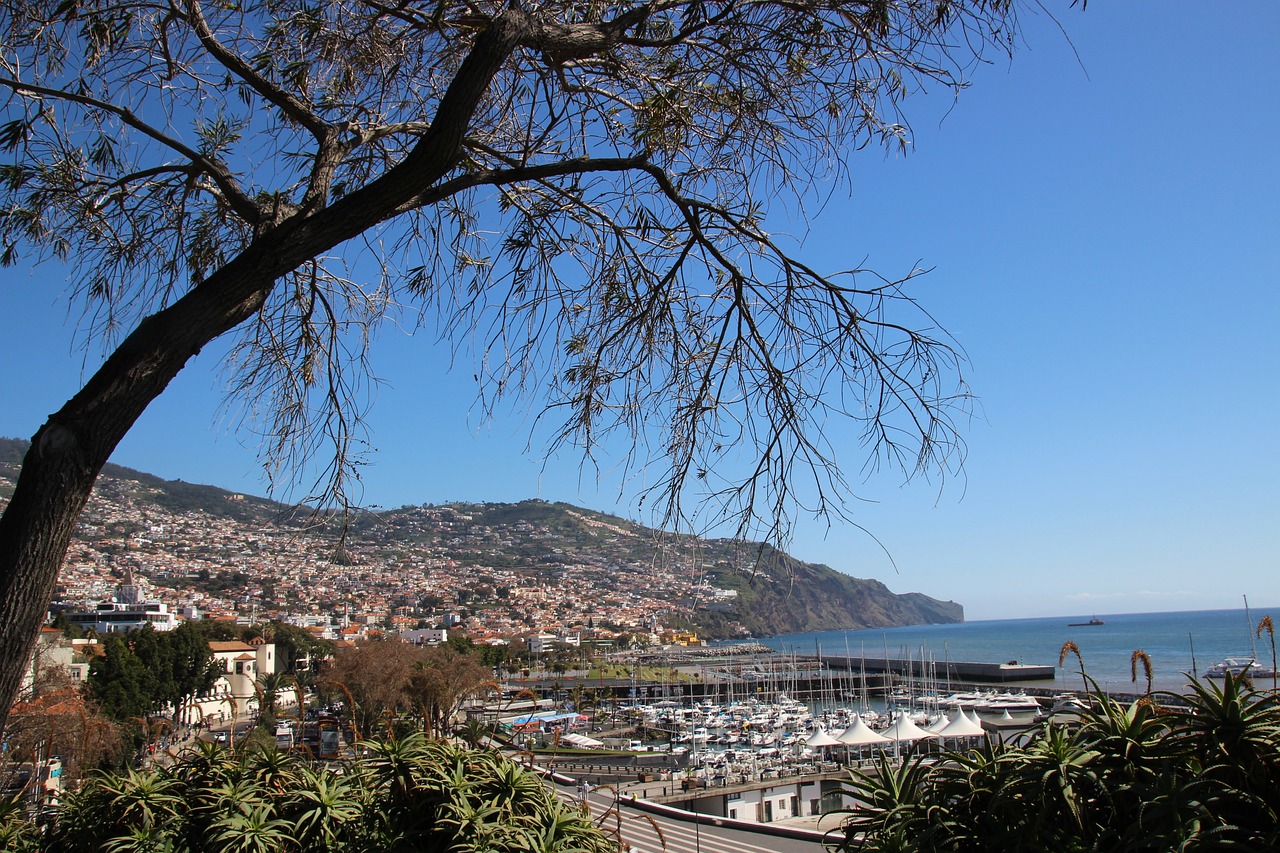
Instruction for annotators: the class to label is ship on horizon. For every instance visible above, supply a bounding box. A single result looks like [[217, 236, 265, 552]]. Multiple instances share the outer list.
[[1067, 616, 1105, 627]]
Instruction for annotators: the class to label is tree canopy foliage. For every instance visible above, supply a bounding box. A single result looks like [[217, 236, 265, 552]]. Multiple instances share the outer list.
[[0, 0, 1048, 732], [324, 637, 493, 738], [87, 623, 220, 723], [3, 672, 122, 785]]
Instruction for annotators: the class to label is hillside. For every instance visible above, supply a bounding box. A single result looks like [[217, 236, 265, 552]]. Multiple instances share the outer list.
[[0, 437, 962, 638], [350, 500, 964, 636]]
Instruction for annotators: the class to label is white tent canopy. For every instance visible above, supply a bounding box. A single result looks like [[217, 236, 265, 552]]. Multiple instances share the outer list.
[[805, 728, 844, 748], [837, 716, 890, 746], [882, 713, 938, 743], [934, 709, 986, 739]]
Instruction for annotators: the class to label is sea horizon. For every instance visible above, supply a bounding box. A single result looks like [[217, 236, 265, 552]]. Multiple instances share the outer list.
[[745, 605, 1280, 694]]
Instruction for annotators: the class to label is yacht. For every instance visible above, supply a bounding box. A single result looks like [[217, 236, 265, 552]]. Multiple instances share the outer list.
[[1036, 693, 1091, 722], [1204, 658, 1278, 680]]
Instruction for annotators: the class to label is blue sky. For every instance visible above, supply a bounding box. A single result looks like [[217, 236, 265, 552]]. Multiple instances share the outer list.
[[2, 2, 1277, 621]]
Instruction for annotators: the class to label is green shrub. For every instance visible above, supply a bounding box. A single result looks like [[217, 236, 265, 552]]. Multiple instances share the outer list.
[[23, 735, 613, 852], [833, 672, 1280, 852]]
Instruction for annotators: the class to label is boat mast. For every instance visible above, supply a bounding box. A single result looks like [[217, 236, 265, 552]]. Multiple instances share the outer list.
[[1245, 595, 1259, 661], [860, 641, 870, 715], [944, 641, 953, 695]]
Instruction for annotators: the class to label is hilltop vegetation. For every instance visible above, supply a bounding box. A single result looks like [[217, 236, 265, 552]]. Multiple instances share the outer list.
[[0, 438, 282, 525]]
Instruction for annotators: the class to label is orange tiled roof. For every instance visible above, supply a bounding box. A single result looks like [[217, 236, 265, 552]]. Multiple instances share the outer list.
[[209, 641, 255, 652]]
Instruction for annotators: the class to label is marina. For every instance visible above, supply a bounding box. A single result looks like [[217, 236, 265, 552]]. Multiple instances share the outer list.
[[499, 648, 1053, 794], [505, 678, 1049, 830], [487, 606, 1280, 829]]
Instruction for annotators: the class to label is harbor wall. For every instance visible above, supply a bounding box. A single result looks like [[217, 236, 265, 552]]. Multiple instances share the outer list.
[[814, 653, 1056, 682]]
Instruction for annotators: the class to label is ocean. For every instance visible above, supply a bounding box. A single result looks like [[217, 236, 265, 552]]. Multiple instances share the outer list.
[[749, 606, 1280, 694]]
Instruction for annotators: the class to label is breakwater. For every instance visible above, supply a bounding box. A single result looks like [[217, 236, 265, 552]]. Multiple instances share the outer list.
[[813, 653, 1055, 683]]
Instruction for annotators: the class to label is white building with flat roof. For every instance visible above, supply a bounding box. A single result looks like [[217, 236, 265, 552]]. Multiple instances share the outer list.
[[63, 574, 178, 634]]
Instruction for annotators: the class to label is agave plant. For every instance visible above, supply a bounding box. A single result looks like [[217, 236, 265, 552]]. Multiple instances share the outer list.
[[834, 664, 1280, 852], [211, 804, 294, 853], [1011, 722, 1102, 843], [243, 742, 303, 794], [32, 732, 616, 853], [834, 749, 941, 846], [1163, 670, 1280, 830], [0, 792, 41, 853], [43, 765, 186, 852], [284, 765, 364, 852]]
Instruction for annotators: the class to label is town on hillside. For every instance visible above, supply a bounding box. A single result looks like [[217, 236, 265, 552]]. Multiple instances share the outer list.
[[10, 475, 749, 650]]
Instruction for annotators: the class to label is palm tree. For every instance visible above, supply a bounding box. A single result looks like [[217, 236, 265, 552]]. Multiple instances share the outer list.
[[455, 716, 492, 750], [317, 678, 359, 745], [256, 672, 294, 730]]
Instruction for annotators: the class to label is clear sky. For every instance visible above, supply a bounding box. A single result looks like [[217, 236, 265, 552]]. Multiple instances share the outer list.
[[2, 2, 1277, 622]]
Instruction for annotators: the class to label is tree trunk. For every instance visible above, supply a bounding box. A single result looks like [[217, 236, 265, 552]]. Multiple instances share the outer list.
[[0, 11, 527, 736], [0, 260, 278, 736]]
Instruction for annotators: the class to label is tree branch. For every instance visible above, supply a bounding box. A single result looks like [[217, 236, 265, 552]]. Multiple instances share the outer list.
[[178, 0, 328, 140], [394, 153, 650, 215], [0, 75, 260, 224]]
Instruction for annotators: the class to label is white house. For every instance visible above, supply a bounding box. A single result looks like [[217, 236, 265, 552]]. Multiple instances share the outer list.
[[187, 639, 279, 725], [527, 632, 581, 654], [400, 627, 448, 645]]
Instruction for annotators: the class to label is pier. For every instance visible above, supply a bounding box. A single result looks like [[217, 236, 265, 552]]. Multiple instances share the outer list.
[[812, 653, 1056, 683], [621, 642, 1057, 684]]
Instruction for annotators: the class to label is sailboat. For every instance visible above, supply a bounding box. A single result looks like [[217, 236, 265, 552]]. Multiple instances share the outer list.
[[1204, 596, 1277, 680]]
